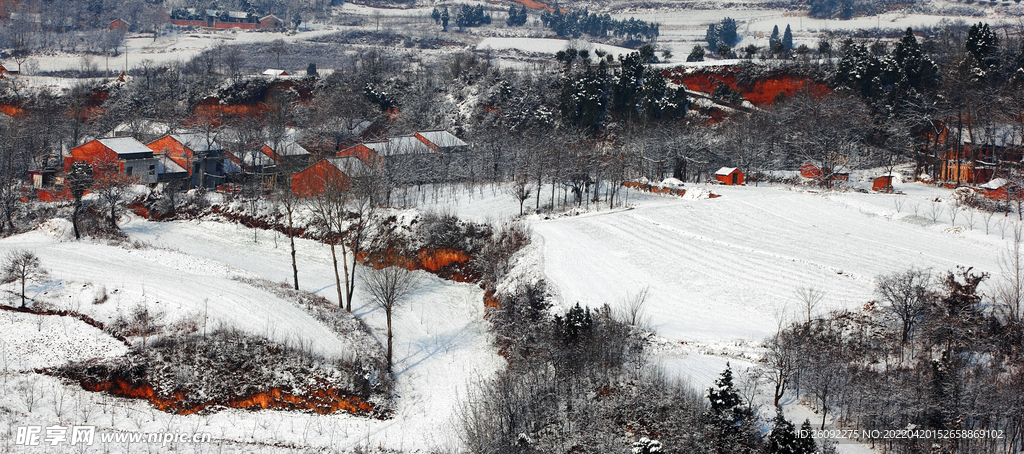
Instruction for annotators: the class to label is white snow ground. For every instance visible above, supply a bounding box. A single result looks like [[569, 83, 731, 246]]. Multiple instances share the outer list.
[[0, 215, 500, 452], [0, 176, 1014, 452]]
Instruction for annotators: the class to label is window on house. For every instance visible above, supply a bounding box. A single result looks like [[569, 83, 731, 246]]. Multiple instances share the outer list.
[[125, 167, 133, 176]]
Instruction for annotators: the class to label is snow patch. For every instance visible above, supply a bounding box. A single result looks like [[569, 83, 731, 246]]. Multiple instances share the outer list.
[[36, 218, 75, 241]]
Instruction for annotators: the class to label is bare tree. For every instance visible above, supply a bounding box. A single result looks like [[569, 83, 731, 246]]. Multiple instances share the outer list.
[[508, 178, 532, 216], [276, 172, 301, 291], [307, 168, 353, 310], [362, 265, 420, 373], [343, 174, 383, 310], [269, 39, 287, 70], [2, 250, 48, 308], [875, 268, 932, 356], [92, 156, 138, 230], [795, 287, 825, 323], [997, 223, 1024, 324], [68, 161, 94, 240], [618, 286, 650, 327]]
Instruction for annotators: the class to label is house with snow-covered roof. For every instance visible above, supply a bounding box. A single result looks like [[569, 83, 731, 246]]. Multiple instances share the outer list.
[[979, 178, 1019, 200], [415, 130, 468, 152], [800, 162, 849, 182], [337, 130, 469, 185], [714, 167, 743, 185], [65, 137, 159, 184], [291, 157, 372, 198], [938, 125, 1023, 185], [146, 133, 228, 188], [262, 140, 310, 167], [262, 69, 290, 78]]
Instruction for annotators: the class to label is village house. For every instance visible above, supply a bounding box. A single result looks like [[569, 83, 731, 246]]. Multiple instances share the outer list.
[[170, 9, 284, 29], [292, 157, 371, 198], [64, 137, 159, 184], [262, 139, 311, 168], [146, 133, 227, 188], [800, 162, 849, 182], [979, 178, 1019, 201], [338, 130, 469, 185], [107, 18, 129, 32], [939, 125, 1022, 185]]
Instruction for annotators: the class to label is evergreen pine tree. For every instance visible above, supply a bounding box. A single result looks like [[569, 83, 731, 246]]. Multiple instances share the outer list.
[[720, 17, 738, 47], [769, 25, 781, 50], [431, 7, 441, 24], [783, 24, 794, 51], [703, 363, 762, 453], [885, 27, 938, 93], [767, 407, 800, 454], [797, 420, 817, 454], [441, 6, 449, 30], [705, 23, 720, 50], [687, 45, 705, 62], [632, 437, 664, 454], [966, 22, 999, 64]]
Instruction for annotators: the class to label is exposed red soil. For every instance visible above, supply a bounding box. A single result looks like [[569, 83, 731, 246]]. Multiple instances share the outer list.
[[666, 68, 831, 107], [79, 377, 375, 416]]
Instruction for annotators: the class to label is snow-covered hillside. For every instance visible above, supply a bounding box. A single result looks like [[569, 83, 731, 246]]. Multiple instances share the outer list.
[[0, 176, 1014, 452]]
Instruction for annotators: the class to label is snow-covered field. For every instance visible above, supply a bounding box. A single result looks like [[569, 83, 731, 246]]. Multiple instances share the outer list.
[[0, 175, 1013, 452], [476, 37, 636, 56], [0, 214, 500, 451], [415, 177, 1014, 387]]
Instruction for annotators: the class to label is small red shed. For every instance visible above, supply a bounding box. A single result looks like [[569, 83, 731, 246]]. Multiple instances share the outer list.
[[715, 167, 744, 185], [872, 175, 895, 192], [800, 163, 822, 179]]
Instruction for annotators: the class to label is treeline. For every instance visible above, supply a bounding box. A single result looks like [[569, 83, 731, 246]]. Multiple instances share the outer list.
[[762, 265, 1024, 453], [0, 0, 326, 40], [465, 279, 837, 453], [540, 3, 659, 42]]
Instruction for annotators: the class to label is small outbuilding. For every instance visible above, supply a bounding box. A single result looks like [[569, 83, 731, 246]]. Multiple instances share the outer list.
[[107, 18, 130, 32], [715, 167, 744, 185], [262, 69, 289, 78], [980, 178, 1018, 200], [801, 162, 850, 182], [872, 174, 895, 192]]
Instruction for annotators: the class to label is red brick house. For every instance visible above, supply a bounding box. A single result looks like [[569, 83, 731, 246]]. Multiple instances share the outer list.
[[146, 133, 227, 188], [979, 178, 1018, 200], [292, 157, 370, 198], [800, 162, 849, 182], [65, 138, 158, 184]]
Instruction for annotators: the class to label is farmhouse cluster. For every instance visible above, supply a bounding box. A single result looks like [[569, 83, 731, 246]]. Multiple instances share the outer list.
[[53, 127, 467, 199]]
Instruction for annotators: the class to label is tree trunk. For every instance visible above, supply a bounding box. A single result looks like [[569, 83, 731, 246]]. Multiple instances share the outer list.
[[386, 307, 393, 373], [330, 241, 344, 309], [347, 233, 360, 307], [341, 240, 352, 312], [21, 277, 26, 308], [288, 210, 298, 290], [72, 203, 81, 240]]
